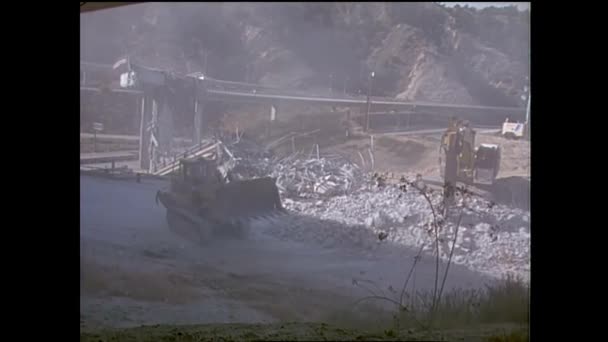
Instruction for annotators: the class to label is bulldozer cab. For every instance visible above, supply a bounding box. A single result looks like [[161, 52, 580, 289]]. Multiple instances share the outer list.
[[181, 158, 222, 182]]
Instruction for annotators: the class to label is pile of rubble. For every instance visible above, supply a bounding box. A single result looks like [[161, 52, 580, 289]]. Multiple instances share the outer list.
[[264, 183, 530, 281], [268, 153, 364, 198], [220, 138, 530, 281], [224, 139, 366, 199]]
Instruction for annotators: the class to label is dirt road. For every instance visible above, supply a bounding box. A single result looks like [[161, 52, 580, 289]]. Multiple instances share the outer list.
[[80, 175, 492, 330]]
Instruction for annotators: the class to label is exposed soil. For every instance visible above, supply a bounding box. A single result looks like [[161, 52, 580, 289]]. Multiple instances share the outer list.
[[81, 322, 528, 342], [80, 175, 493, 331]]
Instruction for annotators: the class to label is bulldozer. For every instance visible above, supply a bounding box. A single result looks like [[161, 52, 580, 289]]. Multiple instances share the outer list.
[[439, 118, 501, 186], [156, 157, 285, 243]]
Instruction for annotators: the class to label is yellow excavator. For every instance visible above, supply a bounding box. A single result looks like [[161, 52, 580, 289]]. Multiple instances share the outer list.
[[439, 118, 501, 186], [155, 157, 285, 243]]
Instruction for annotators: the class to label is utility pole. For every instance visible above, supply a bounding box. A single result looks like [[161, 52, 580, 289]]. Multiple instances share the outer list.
[[525, 92, 530, 124], [203, 51, 209, 75], [365, 71, 375, 132], [343, 77, 348, 95], [245, 63, 254, 83], [525, 92, 530, 140]]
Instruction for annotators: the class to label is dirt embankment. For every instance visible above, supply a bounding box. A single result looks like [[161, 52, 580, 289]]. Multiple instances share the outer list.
[[81, 322, 529, 342], [221, 104, 529, 182], [81, 3, 529, 107], [80, 172, 506, 331]]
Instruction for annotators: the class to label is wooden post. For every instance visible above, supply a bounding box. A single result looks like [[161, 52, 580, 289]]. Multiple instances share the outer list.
[[268, 104, 277, 138], [525, 93, 531, 140], [93, 130, 97, 153], [365, 72, 374, 132], [194, 99, 203, 145], [365, 98, 371, 132], [345, 109, 351, 139]]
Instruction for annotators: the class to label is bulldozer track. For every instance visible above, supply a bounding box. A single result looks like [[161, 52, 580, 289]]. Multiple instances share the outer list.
[[157, 186, 289, 244], [165, 207, 292, 244]]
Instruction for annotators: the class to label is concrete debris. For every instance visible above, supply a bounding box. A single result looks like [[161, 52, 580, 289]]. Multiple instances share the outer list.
[[221, 139, 365, 199], [272, 182, 530, 282], [269, 155, 364, 198], [212, 137, 529, 281]]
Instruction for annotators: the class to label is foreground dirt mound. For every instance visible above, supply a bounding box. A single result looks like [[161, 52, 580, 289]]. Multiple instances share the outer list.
[[81, 256, 202, 305], [81, 322, 529, 342]]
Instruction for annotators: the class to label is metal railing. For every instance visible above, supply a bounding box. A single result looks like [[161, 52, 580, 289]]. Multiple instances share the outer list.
[[153, 139, 221, 176]]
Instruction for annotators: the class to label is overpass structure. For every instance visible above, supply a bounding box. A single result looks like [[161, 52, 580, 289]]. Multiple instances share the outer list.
[[80, 61, 524, 119], [81, 61, 526, 172]]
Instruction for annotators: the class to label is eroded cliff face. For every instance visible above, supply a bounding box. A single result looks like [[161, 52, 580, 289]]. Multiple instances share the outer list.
[[81, 2, 529, 106]]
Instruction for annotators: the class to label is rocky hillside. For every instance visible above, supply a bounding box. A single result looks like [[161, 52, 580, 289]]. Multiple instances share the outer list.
[[81, 2, 529, 107]]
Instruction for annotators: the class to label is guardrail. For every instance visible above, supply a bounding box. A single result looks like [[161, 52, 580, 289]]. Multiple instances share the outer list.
[[153, 139, 222, 176]]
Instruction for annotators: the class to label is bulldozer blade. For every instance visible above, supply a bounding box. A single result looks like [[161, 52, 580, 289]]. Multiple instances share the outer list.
[[211, 177, 285, 222]]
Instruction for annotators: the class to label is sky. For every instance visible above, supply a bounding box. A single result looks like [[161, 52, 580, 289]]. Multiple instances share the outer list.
[[439, 2, 530, 11]]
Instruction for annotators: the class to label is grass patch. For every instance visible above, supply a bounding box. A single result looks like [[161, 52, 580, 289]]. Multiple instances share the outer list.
[[401, 278, 528, 329], [327, 275, 529, 337], [388, 275, 529, 330]]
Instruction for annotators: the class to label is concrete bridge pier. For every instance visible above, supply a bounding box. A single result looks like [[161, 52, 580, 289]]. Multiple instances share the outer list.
[[155, 95, 175, 172], [138, 95, 152, 171], [147, 96, 160, 173], [193, 80, 209, 145], [138, 90, 174, 173]]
